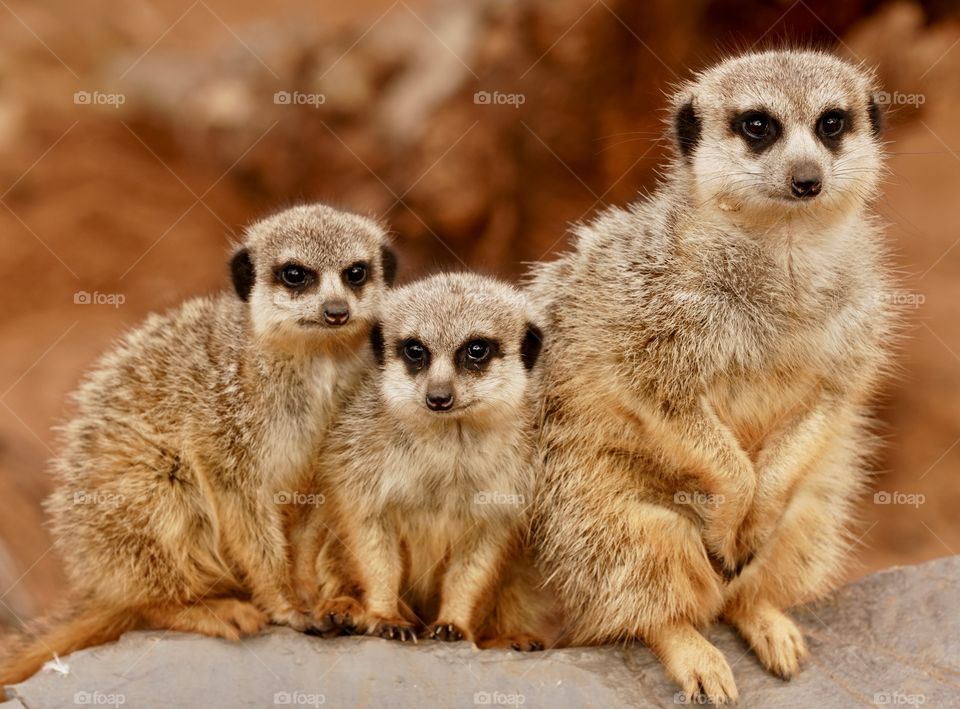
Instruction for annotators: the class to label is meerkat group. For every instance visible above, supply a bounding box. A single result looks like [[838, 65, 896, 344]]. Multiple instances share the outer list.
[[2, 49, 896, 704]]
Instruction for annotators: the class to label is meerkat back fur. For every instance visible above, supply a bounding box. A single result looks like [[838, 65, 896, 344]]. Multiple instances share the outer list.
[[0, 204, 396, 686], [527, 49, 897, 703], [309, 273, 555, 648]]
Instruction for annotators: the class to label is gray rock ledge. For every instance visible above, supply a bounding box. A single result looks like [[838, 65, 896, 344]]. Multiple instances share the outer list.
[[4, 556, 958, 708]]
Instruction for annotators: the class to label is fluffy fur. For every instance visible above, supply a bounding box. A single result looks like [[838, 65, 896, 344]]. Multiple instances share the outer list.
[[301, 273, 557, 649], [0, 204, 394, 687], [526, 49, 898, 703]]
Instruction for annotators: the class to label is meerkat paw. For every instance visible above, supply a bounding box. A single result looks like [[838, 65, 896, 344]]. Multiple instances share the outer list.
[[368, 616, 418, 643], [727, 604, 807, 680], [268, 607, 317, 633], [649, 623, 738, 705], [143, 599, 268, 641], [705, 526, 754, 581], [478, 634, 545, 652], [313, 596, 364, 634], [425, 621, 468, 643]]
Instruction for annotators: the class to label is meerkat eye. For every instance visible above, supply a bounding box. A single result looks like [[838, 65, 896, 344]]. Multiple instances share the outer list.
[[276, 263, 314, 290], [343, 262, 368, 287], [740, 113, 772, 140], [817, 110, 847, 139], [465, 340, 491, 362], [400, 339, 429, 372], [732, 111, 780, 151]]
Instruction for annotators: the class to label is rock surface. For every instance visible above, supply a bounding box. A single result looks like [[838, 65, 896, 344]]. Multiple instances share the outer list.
[[4, 556, 958, 708]]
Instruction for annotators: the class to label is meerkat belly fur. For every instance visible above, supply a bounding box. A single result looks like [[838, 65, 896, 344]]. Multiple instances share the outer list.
[[0, 204, 396, 686], [528, 49, 898, 702], [310, 273, 554, 648]]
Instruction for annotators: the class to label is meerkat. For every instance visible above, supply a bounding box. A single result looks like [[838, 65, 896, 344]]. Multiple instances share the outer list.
[[526, 49, 897, 703], [304, 273, 555, 649], [0, 204, 396, 686]]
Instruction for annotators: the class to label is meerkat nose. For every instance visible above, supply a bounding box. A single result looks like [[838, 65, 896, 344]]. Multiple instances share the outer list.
[[790, 163, 823, 199], [425, 388, 455, 412], [322, 300, 350, 326]]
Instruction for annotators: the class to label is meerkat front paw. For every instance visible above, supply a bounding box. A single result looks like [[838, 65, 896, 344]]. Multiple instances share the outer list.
[[369, 616, 418, 642], [705, 525, 754, 580], [726, 603, 807, 680], [313, 596, 365, 635], [649, 623, 739, 705], [426, 621, 468, 643]]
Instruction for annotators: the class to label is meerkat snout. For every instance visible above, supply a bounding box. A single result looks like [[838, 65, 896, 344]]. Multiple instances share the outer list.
[[322, 299, 350, 326], [789, 161, 823, 198], [425, 386, 454, 411]]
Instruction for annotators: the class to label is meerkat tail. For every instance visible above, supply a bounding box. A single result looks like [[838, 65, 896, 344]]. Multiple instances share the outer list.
[[0, 599, 139, 687]]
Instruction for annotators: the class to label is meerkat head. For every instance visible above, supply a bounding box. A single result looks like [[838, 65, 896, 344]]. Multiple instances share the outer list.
[[229, 204, 397, 352], [670, 49, 884, 224], [370, 273, 542, 430]]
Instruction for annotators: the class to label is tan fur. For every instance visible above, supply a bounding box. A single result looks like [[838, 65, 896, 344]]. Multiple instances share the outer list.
[[305, 274, 558, 649], [526, 50, 898, 703], [0, 204, 393, 686]]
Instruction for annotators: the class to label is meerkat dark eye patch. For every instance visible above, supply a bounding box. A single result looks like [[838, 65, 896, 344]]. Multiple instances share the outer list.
[[868, 96, 883, 137], [456, 338, 500, 373], [342, 261, 368, 288], [380, 246, 398, 286], [230, 247, 255, 302], [521, 323, 543, 370], [675, 100, 701, 160], [816, 109, 851, 151], [275, 262, 316, 292], [731, 110, 781, 153], [398, 338, 430, 374], [369, 322, 385, 366]]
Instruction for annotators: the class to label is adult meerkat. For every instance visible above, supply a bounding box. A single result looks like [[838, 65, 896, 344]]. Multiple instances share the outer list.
[[306, 273, 554, 649], [0, 204, 396, 686], [527, 49, 896, 703]]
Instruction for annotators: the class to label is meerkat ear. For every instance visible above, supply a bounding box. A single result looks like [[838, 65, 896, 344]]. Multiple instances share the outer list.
[[521, 323, 543, 370], [369, 322, 386, 366], [230, 247, 255, 302], [380, 246, 398, 286], [675, 99, 701, 160], [868, 94, 884, 137]]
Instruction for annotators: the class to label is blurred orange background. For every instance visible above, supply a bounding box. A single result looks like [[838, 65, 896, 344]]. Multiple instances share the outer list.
[[0, 0, 958, 626]]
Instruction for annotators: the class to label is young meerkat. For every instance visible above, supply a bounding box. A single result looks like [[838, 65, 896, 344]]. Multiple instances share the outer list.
[[527, 49, 897, 703], [0, 204, 396, 686], [306, 273, 554, 649]]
